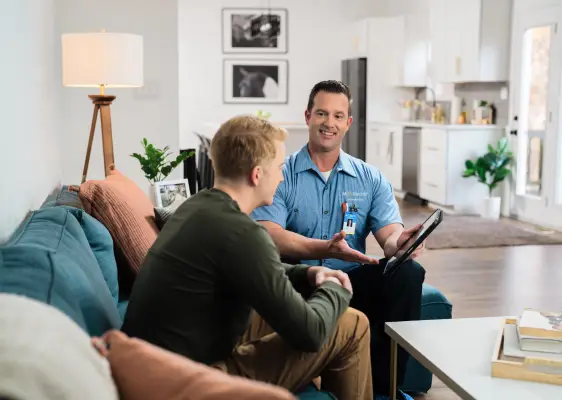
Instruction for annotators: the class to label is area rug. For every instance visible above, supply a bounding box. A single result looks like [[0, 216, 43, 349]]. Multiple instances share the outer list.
[[401, 209, 562, 250]]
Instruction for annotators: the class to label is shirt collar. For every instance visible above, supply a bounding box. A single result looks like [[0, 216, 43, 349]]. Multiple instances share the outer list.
[[294, 144, 357, 178]]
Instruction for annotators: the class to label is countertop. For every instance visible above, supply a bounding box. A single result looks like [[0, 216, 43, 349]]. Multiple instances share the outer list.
[[370, 120, 506, 130]]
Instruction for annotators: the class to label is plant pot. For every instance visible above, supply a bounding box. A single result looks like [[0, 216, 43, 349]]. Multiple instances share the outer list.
[[148, 184, 158, 206], [481, 196, 501, 220]]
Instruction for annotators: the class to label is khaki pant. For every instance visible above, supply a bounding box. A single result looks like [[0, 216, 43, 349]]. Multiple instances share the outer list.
[[224, 308, 373, 400]]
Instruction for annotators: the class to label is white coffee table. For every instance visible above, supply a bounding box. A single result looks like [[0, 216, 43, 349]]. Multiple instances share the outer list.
[[385, 317, 562, 400]]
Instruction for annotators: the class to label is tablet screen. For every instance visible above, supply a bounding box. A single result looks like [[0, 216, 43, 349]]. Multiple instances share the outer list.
[[389, 209, 441, 261]]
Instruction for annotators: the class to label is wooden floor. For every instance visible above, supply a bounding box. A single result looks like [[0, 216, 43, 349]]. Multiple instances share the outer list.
[[366, 200, 562, 400]]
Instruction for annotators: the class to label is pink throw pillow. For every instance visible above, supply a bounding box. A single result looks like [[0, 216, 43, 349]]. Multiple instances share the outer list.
[[102, 330, 296, 400], [78, 169, 158, 276]]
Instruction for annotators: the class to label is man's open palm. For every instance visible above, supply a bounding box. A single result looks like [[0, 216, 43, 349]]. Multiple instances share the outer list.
[[327, 231, 379, 264]]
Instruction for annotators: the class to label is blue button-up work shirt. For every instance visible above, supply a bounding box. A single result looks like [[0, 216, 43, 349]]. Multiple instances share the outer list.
[[251, 144, 403, 272]]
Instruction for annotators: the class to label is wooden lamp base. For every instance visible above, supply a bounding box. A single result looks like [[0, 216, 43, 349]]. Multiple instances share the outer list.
[[81, 94, 117, 184]]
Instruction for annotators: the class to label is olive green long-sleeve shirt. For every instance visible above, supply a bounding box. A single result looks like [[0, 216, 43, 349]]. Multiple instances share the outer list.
[[121, 188, 352, 365]]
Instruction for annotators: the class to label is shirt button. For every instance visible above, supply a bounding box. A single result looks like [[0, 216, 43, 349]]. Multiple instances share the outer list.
[[294, 208, 298, 212], [323, 235, 327, 239], [323, 210, 328, 214]]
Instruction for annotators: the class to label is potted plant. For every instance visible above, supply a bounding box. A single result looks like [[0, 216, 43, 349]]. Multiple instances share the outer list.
[[462, 137, 513, 219], [256, 109, 271, 120], [131, 138, 194, 204]]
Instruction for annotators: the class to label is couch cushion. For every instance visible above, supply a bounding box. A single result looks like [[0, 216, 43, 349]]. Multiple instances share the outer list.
[[63, 206, 119, 304], [0, 293, 118, 400], [0, 207, 121, 336], [102, 330, 296, 400], [78, 169, 158, 279], [41, 185, 84, 209]]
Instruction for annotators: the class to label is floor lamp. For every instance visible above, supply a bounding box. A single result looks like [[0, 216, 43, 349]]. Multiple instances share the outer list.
[[62, 32, 143, 183]]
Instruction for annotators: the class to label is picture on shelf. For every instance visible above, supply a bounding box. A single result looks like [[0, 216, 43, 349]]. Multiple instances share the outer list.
[[222, 8, 288, 53], [154, 179, 190, 208], [223, 59, 288, 104]]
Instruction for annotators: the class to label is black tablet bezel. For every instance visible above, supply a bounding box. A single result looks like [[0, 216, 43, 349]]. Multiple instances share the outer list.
[[382, 209, 443, 277]]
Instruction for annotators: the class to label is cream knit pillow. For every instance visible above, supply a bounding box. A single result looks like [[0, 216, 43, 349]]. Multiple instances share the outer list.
[[0, 294, 118, 400]]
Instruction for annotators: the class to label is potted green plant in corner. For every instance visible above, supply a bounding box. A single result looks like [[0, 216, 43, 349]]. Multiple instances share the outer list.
[[131, 138, 194, 205], [462, 137, 513, 219]]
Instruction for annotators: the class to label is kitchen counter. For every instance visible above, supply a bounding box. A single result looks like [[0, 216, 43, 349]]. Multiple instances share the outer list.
[[369, 120, 506, 130]]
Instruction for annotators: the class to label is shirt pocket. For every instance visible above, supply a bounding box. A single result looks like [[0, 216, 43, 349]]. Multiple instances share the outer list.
[[339, 194, 369, 239]]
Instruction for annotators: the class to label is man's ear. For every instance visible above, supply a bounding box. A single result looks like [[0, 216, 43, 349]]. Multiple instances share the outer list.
[[304, 110, 311, 123], [249, 165, 261, 187], [347, 115, 353, 127]]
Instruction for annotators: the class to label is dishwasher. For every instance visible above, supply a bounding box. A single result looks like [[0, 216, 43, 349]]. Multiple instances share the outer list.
[[401, 126, 425, 204]]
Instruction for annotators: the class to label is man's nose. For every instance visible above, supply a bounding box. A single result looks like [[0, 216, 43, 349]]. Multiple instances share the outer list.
[[323, 115, 336, 128]]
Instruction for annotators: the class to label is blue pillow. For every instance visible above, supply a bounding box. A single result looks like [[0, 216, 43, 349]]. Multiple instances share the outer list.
[[62, 206, 119, 304]]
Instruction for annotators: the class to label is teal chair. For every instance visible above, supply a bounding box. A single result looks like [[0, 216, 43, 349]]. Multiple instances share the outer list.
[[402, 283, 452, 395]]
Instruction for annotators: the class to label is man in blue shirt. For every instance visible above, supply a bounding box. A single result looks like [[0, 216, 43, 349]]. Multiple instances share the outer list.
[[252, 80, 426, 400]]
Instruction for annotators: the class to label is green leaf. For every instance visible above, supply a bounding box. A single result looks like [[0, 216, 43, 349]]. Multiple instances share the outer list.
[[130, 139, 194, 183], [461, 138, 513, 189]]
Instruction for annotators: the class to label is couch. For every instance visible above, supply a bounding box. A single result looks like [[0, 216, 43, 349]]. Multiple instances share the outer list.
[[0, 172, 452, 398]]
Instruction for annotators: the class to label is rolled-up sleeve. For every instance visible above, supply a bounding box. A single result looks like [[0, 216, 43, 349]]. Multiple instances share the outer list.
[[368, 167, 403, 235], [251, 179, 289, 229]]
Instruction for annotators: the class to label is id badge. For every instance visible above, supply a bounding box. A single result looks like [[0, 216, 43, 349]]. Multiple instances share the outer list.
[[342, 210, 357, 235]]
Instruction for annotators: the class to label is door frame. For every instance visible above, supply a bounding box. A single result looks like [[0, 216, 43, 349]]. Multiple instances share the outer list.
[[504, 0, 562, 230]]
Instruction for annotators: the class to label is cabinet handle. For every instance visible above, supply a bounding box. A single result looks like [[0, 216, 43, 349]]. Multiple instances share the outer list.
[[424, 182, 439, 188], [455, 57, 461, 75], [426, 146, 440, 152]]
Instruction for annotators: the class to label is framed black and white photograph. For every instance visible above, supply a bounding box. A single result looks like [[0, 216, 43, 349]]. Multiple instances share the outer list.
[[223, 59, 288, 104], [154, 179, 190, 208], [222, 8, 288, 53]]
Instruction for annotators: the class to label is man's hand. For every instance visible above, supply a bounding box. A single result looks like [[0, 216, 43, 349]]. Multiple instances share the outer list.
[[394, 224, 425, 259], [326, 231, 379, 264], [307, 266, 353, 294]]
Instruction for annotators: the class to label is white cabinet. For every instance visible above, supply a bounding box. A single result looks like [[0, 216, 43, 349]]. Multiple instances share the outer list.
[[429, 0, 512, 83], [345, 16, 430, 88], [366, 124, 403, 191], [418, 127, 503, 211], [344, 18, 370, 59], [386, 15, 430, 87]]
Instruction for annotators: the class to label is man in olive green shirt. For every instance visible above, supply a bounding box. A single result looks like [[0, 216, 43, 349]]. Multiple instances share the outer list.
[[122, 115, 373, 400]]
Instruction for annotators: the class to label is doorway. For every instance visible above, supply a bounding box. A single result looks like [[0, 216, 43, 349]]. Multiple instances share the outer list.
[[507, 2, 562, 230]]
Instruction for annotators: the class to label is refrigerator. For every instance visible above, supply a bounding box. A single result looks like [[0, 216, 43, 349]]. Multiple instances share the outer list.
[[341, 57, 367, 161]]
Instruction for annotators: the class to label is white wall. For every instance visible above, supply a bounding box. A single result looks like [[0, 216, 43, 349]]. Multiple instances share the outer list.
[[178, 0, 372, 150], [0, 0, 62, 243], [55, 0, 181, 191]]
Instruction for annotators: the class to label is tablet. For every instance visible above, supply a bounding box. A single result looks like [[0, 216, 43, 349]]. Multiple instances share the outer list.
[[382, 209, 443, 277]]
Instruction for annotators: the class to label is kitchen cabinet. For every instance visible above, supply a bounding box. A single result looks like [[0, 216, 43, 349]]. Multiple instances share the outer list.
[[366, 124, 403, 191], [344, 18, 370, 59], [367, 122, 505, 212], [429, 0, 512, 83], [345, 16, 430, 87], [386, 15, 430, 87], [418, 126, 503, 211]]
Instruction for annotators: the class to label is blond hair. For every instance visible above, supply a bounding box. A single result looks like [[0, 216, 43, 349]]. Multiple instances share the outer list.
[[210, 115, 288, 181]]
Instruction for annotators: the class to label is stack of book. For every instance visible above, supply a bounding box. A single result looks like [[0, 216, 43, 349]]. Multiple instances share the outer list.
[[516, 308, 562, 354]]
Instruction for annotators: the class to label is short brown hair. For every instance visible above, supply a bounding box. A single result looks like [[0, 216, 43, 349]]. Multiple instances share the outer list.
[[210, 115, 288, 181], [307, 80, 353, 117]]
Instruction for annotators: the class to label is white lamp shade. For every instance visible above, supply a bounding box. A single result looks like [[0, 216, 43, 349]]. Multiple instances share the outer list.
[[62, 32, 143, 88]]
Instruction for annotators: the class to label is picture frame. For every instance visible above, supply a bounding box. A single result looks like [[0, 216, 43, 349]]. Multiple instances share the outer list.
[[223, 59, 288, 104], [222, 8, 288, 54], [154, 179, 190, 209]]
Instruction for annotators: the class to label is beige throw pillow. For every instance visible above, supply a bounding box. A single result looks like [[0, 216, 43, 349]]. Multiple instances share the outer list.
[[0, 294, 118, 400]]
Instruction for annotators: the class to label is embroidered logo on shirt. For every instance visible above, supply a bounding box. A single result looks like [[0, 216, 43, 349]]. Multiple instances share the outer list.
[[342, 191, 368, 202]]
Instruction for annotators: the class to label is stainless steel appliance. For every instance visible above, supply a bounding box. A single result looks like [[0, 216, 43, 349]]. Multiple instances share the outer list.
[[341, 57, 367, 161], [402, 126, 423, 202]]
